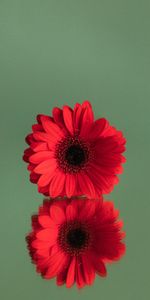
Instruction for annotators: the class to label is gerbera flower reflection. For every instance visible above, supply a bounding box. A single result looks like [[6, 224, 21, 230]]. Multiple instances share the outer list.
[[26, 197, 126, 288], [23, 101, 126, 198]]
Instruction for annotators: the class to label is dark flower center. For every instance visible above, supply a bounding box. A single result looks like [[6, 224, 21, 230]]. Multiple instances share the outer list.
[[58, 221, 91, 255], [65, 144, 86, 166], [55, 137, 92, 174], [66, 227, 87, 249]]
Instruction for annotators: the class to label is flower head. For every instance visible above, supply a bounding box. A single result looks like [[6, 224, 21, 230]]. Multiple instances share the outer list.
[[26, 197, 126, 288], [23, 101, 126, 198]]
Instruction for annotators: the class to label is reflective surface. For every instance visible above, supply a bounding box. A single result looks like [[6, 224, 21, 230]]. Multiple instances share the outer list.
[[0, 0, 150, 299]]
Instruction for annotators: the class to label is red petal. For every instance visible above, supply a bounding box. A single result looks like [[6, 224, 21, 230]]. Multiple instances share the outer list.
[[97, 261, 107, 277], [36, 114, 42, 124], [66, 204, 76, 220], [79, 102, 94, 137], [56, 254, 70, 286], [87, 164, 114, 194], [44, 251, 67, 279], [77, 173, 96, 198], [52, 107, 68, 134], [37, 172, 54, 187], [49, 171, 66, 197], [34, 159, 57, 174], [66, 257, 76, 288], [23, 148, 34, 162], [38, 185, 49, 196], [33, 131, 50, 142], [79, 199, 96, 220], [29, 151, 53, 164], [31, 142, 48, 152], [63, 105, 74, 135], [36, 257, 50, 272], [65, 174, 75, 198], [89, 118, 109, 140], [76, 258, 85, 289], [73, 103, 83, 132], [31, 240, 53, 249], [32, 124, 43, 132], [81, 255, 95, 285], [40, 115, 64, 138], [82, 100, 93, 115], [50, 205, 65, 224], [100, 201, 119, 223], [52, 107, 63, 124], [56, 262, 69, 286], [38, 216, 56, 228], [25, 133, 34, 145], [36, 228, 58, 242], [36, 248, 50, 257], [38, 200, 51, 215], [96, 233, 126, 261], [30, 172, 40, 183]]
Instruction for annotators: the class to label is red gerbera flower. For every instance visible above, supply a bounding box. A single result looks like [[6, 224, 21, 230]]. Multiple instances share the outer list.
[[23, 101, 126, 198], [26, 197, 126, 288]]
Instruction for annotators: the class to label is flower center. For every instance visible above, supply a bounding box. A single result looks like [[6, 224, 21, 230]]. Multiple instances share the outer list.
[[55, 137, 91, 173], [58, 221, 90, 255], [66, 227, 87, 249], [65, 144, 85, 166]]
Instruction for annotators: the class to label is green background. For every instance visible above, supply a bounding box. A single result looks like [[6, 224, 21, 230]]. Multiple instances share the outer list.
[[0, 0, 150, 299]]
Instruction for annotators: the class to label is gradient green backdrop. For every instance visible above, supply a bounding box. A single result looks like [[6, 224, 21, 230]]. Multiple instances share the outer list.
[[0, 1, 150, 299]]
